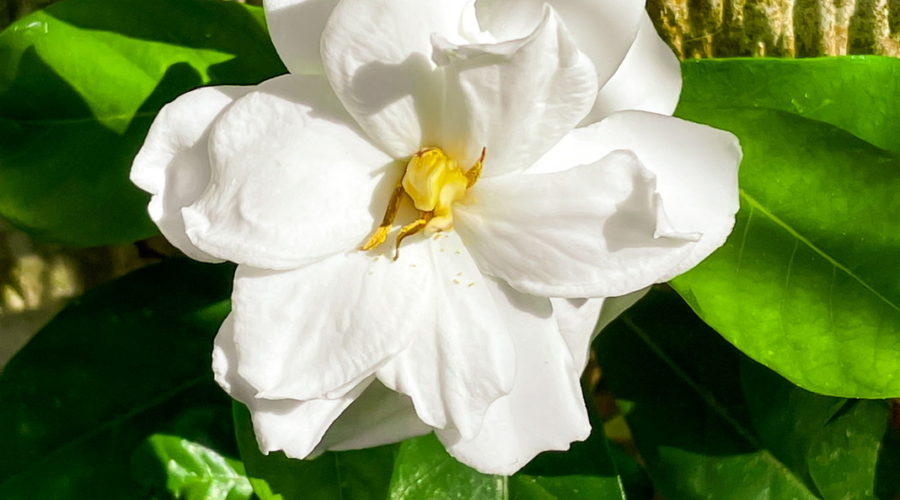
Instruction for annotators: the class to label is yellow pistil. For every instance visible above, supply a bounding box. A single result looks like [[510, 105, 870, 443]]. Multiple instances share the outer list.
[[362, 147, 485, 259]]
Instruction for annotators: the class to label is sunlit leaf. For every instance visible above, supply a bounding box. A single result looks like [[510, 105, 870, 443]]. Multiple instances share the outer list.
[[680, 57, 900, 153], [0, 0, 284, 245], [132, 434, 253, 500], [672, 102, 900, 397]]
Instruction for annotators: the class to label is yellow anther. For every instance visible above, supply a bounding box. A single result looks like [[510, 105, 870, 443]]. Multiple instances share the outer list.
[[402, 148, 468, 214], [362, 147, 486, 259]]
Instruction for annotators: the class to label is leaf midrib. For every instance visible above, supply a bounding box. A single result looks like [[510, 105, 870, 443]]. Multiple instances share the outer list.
[[739, 188, 900, 313], [622, 316, 818, 499]]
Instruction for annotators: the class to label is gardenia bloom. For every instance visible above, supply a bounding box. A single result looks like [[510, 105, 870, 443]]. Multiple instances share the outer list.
[[131, 0, 740, 475]]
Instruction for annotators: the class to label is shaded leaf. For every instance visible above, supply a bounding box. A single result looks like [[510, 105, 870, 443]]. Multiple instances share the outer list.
[[596, 288, 897, 500], [232, 402, 396, 500], [741, 365, 890, 499], [0, 259, 234, 499], [234, 400, 626, 500]]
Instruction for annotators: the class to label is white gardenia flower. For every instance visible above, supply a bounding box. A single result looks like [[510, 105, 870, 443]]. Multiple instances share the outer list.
[[131, 0, 740, 475]]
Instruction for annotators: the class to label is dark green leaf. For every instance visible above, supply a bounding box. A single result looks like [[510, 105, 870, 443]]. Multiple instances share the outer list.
[[875, 422, 900, 500], [670, 103, 900, 398], [0, 0, 285, 245], [680, 57, 900, 153], [387, 432, 626, 500], [234, 399, 626, 500], [0, 259, 234, 499], [596, 288, 898, 500], [132, 433, 252, 500], [741, 364, 890, 499], [233, 402, 397, 500]]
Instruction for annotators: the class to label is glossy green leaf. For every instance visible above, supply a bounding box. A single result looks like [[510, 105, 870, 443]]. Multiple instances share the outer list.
[[674, 57, 900, 396], [0, 259, 234, 499], [233, 402, 397, 500], [670, 103, 900, 398], [234, 400, 625, 500], [132, 434, 252, 500], [596, 288, 898, 500], [0, 0, 285, 245], [388, 431, 626, 500], [680, 57, 900, 153]]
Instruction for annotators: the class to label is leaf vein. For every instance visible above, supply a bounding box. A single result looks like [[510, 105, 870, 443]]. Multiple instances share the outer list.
[[622, 316, 817, 497], [740, 189, 900, 313], [736, 203, 754, 272]]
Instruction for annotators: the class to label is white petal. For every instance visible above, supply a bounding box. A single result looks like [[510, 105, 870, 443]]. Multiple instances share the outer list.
[[594, 288, 651, 333], [230, 242, 436, 401], [550, 297, 602, 371], [436, 6, 598, 175], [131, 85, 250, 261], [263, 0, 337, 75], [551, 287, 650, 371], [584, 13, 682, 124], [213, 315, 368, 458], [318, 381, 432, 452], [457, 151, 696, 298], [321, 0, 475, 157], [377, 232, 516, 440], [475, 0, 645, 89], [531, 111, 742, 282], [438, 279, 589, 476], [182, 74, 395, 270]]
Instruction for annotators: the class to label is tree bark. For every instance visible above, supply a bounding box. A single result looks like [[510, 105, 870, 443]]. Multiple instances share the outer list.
[[648, 0, 899, 58]]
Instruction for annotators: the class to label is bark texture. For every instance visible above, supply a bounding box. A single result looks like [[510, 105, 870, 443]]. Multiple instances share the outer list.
[[648, 0, 899, 58]]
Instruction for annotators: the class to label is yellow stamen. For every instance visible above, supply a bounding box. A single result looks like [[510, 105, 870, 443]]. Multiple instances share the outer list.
[[393, 212, 432, 261], [361, 181, 405, 251], [465, 147, 486, 188], [362, 147, 485, 258]]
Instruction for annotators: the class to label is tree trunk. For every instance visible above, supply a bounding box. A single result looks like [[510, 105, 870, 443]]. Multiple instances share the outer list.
[[648, 0, 900, 58]]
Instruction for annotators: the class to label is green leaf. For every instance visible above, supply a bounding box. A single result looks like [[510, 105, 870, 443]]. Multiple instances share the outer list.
[[670, 102, 900, 397], [0, 259, 235, 499], [0, 0, 285, 245], [595, 288, 898, 500], [132, 434, 253, 500], [680, 57, 900, 153], [388, 432, 626, 500], [675, 57, 900, 395], [232, 402, 397, 500], [740, 364, 891, 499], [234, 399, 626, 500]]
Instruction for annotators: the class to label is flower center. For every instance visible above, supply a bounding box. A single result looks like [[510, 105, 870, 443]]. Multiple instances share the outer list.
[[362, 147, 485, 259]]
